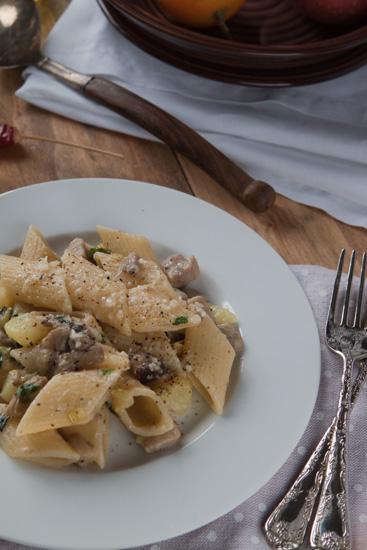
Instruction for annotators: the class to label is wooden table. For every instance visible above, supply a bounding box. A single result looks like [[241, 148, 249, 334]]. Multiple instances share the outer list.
[[0, 1, 366, 269]]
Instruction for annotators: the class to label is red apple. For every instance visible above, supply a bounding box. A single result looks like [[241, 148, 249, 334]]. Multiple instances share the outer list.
[[297, 0, 367, 26]]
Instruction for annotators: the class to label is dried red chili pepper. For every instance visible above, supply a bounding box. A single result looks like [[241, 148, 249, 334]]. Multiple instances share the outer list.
[[0, 124, 17, 148], [0, 122, 125, 160]]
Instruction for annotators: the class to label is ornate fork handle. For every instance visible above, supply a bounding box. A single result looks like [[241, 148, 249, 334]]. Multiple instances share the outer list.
[[310, 351, 355, 550], [264, 361, 367, 549]]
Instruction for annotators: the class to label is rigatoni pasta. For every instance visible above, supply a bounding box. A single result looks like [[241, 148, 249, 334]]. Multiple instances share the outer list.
[[61, 405, 109, 469], [111, 374, 175, 437], [16, 369, 121, 436], [0, 256, 72, 313], [96, 225, 157, 261], [62, 250, 131, 336], [183, 315, 236, 415], [21, 225, 59, 262], [0, 224, 243, 470], [0, 404, 80, 466]]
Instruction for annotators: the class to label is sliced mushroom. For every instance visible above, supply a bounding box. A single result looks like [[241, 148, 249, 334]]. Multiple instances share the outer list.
[[68, 325, 97, 351], [49, 344, 105, 376], [218, 324, 244, 355], [42, 326, 70, 352], [129, 351, 168, 384], [11, 347, 53, 375], [161, 254, 200, 288], [41, 313, 73, 329], [136, 425, 181, 453]]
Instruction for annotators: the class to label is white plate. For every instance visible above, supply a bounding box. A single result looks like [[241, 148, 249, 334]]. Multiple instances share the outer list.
[[0, 179, 320, 550]]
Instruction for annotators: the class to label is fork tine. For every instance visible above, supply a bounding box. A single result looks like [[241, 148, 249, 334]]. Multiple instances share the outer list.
[[353, 252, 367, 328], [340, 250, 356, 326], [328, 249, 345, 324]]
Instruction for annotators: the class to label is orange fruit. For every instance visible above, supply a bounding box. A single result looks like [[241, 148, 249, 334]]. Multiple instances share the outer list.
[[156, 0, 245, 28]]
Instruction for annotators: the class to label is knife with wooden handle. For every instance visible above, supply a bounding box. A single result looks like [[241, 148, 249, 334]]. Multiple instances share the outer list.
[[38, 58, 276, 213]]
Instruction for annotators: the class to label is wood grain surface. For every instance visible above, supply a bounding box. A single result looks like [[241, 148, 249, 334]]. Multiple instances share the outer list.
[[0, 0, 366, 270]]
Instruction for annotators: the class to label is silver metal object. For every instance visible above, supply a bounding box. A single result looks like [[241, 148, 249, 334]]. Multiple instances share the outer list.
[[310, 250, 367, 550], [0, 0, 91, 87], [0, 0, 41, 67], [264, 361, 367, 549], [38, 58, 91, 89]]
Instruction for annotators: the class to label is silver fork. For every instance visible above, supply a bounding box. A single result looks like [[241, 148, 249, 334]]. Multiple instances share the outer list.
[[264, 251, 367, 550], [310, 250, 367, 550], [264, 362, 367, 549]]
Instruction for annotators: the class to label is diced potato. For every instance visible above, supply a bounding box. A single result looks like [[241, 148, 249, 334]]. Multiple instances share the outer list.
[[0, 284, 14, 309], [0, 370, 20, 403], [150, 375, 192, 417], [4, 313, 51, 347], [209, 304, 237, 326]]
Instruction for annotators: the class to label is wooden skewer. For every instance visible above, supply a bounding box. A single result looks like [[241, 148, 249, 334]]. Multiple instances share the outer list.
[[20, 133, 125, 160]]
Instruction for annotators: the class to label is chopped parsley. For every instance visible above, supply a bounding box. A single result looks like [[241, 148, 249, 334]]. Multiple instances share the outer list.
[[0, 350, 3, 368], [16, 383, 40, 403], [0, 414, 9, 432], [55, 315, 71, 325], [87, 247, 112, 263], [172, 316, 188, 326], [101, 369, 114, 376]]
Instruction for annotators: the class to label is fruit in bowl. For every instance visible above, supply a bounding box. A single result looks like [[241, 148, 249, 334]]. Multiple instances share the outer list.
[[155, 0, 245, 29], [297, 0, 367, 26]]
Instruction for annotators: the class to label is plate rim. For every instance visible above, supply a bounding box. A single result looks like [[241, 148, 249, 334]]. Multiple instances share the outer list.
[[0, 178, 321, 550]]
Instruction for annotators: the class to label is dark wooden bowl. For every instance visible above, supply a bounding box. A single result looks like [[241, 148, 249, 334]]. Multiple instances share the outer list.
[[98, 0, 367, 86]]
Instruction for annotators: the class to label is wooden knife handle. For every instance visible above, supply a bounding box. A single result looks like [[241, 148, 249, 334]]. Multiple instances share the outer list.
[[84, 77, 276, 213]]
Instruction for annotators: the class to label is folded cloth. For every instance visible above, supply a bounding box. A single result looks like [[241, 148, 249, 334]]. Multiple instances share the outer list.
[[16, 0, 367, 228], [1, 265, 367, 550]]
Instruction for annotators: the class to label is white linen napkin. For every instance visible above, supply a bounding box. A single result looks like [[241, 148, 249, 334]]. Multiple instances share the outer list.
[[16, 0, 367, 227]]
